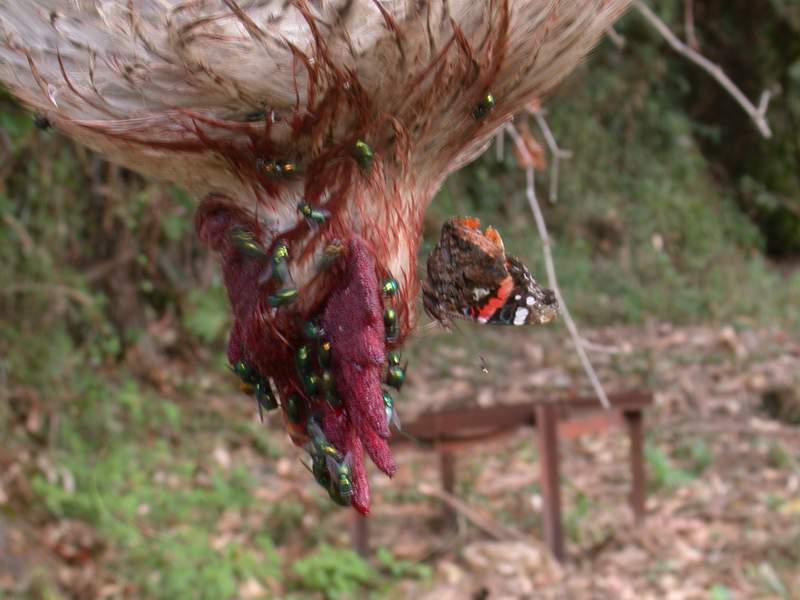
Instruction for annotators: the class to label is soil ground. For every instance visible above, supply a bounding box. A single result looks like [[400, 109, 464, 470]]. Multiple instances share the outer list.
[[2, 322, 799, 599]]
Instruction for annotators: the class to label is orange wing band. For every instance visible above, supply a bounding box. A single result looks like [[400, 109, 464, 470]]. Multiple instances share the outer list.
[[476, 274, 513, 321]]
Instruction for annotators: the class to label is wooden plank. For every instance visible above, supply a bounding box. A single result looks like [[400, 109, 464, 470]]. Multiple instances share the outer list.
[[624, 410, 647, 523], [439, 450, 458, 529], [536, 403, 565, 562], [395, 391, 652, 445]]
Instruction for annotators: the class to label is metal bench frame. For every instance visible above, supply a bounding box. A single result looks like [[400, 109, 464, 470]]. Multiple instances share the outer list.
[[351, 391, 651, 561]]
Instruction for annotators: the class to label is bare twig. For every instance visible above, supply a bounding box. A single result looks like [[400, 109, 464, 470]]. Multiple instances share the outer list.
[[683, 0, 699, 50], [418, 482, 528, 542], [3, 282, 96, 307], [605, 26, 626, 49], [635, 1, 772, 138], [2, 213, 35, 255], [505, 124, 611, 410], [83, 248, 137, 282], [528, 108, 573, 204], [494, 129, 505, 161]]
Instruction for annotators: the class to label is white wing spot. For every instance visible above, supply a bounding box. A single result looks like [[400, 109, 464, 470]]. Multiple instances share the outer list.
[[478, 316, 488, 324], [513, 307, 529, 325], [526, 296, 535, 306], [515, 295, 521, 301]]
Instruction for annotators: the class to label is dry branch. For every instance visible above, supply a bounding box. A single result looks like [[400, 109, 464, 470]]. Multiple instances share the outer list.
[[495, 130, 505, 161], [605, 26, 626, 49], [683, 0, 699, 51], [417, 482, 528, 542], [528, 108, 572, 204], [505, 124, 611, 410], [635, 1, 773, 138], [2, 282, 95, 308]]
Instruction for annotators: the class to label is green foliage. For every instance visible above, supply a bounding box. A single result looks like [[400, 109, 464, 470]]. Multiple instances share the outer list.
[[767, 442, 793, 470], [183, 286, 230, 344], [375, 548, 433, 581], [292, 544, 376, 599], [645, 443, 695, 491], [648, 1, 800, 256], [674, 438, 713, 475], [432, 11, 800, 326], [709, 584, 733, 600], [26, 371, 282, 599], [565, 489, 594, 544]]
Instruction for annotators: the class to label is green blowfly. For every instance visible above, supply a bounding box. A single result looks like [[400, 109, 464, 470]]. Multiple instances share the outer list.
[[268, 287, 298, 307], [320, 369, 340, 408], [307, 421, 344, 463], [230, 360, 259, 386], [318, 340, 332, 368], [230, 226, 268, 261], [352, 139, 374, 171], [326, 452, 354, 505], [284, 394, 306, 424], [259, 241, 293, 288], [472, 92, 495, 120], [383, 390, 401, 431], [386, 351, 406, 390], [301, 373, 319, 396], [298, 202, 330, 227], [384, 307, 398, 341], [381, 277, 399, 296], [257, 158, 297, 178], [296, 345, 311, 373], [254, 380, 278, 421], [303, 321, 326, 340]]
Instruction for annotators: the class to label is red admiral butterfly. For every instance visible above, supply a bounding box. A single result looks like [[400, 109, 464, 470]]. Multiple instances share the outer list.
[[422, 217, 558, 327]]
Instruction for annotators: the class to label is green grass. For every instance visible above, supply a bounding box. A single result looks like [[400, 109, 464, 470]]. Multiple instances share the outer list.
[[27, 373, 280, 599], [292, 545, 376, 598], [11, 363, 430, 599], [645, 443, 696, 491]]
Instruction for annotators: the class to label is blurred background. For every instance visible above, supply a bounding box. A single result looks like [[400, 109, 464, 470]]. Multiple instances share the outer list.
[[1, 2, 799, 598]]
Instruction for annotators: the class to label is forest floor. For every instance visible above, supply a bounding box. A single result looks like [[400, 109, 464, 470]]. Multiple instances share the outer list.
[[1, 322, 799, 599], [398, 322, 800, 600]]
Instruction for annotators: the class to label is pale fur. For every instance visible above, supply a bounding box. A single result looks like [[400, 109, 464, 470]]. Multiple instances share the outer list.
[[0, 0, 630, 306]]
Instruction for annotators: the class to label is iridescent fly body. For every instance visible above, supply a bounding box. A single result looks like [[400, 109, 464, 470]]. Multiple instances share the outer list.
[[257, 158, 297, 178], [268, 287, 298, 307], [318, 340, 332, 368], [383, 390, 401, 431], [307, 421, 344, 463], [352, 140, 374, 171], [473, 92, 495, 120], [326, 452, 354, 504], [384, 307, 398, 341], [382, 277, 399, 296], [297, 202, 330, 227], [230, 226, 268, 260]]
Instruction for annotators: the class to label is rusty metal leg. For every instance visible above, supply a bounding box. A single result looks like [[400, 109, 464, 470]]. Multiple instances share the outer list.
[[351, 512, 370, 558], [440, 449, 458, 529], [536, 403, 564, 562], [624, 410, 646, 523]]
